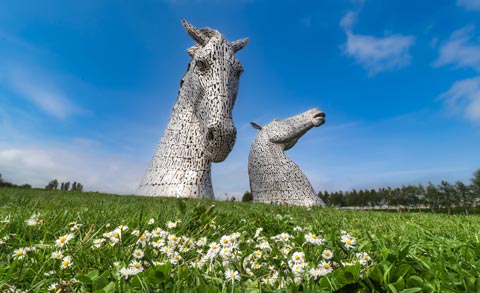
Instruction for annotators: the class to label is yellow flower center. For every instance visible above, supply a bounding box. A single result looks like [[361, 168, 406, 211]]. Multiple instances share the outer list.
[[17, 251, 24, 256], [63, 260, 69, 267], [134, 263, 141, 269], [323, 263, 330, 269], [113, 233, 119, 239], [346, 239, 352, 245], [59, 237, 67, 243]]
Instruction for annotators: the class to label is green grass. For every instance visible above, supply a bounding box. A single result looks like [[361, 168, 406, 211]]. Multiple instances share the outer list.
[[1, 188, 480, 292]]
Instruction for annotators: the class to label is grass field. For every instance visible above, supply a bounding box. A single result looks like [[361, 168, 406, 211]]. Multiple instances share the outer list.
[[1, 189, 479, 292]]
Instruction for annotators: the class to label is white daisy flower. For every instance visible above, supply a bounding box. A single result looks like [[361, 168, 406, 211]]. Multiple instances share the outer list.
[[129, 260, 144, 272], [133, 249, 144, 259], [196, 237, 207, 247], [291, 251, 305, 263], [258, 241, 271, 251], [322, 249, 333, 260], [224, 269, 241, 282], [147, 218, 155, 225], [254, 228, 263, 238], [55, 233, 74, 247], [304, 233, 325, 245], [318, 260, 333, 275], [47, 283, 58, 291], [120, 267, 140, 279], [60, 256, 73, 269], [51, 251, 63, 260], [341, 234, 356, 249], [12, 248, 27, 260]]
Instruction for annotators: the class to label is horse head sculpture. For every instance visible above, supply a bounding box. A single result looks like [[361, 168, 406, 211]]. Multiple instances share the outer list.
[[180, 19, 248, 162], [137, 19, 248, 198], [248, 108, 326, 206]]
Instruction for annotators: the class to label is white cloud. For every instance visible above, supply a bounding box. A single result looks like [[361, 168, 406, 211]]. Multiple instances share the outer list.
[[457, 0, 480, 10], [6, 69, 83, 120], [433, 26, 480, 71], [340, 11, 415, 75], [439, 76, 480, 122], [0, 143, 145, 194]]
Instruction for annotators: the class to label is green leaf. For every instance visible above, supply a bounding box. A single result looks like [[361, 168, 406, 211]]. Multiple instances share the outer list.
[[399, 288, 423, 293]]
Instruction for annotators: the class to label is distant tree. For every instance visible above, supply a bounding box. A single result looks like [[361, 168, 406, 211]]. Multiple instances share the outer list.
[[72, 182, 77, 191], [45, 179, 59, 190], [425, 182, 439, 213], [77, 183, 84, 192], [438, 180, 456, 214], [60, 182, 65, 191], [318, 191, 330, 205], [471, 169, 480, 202], [241, 191, 253, 202], [20, 184, 32, 189], [455, 181, 471, 214], [64, 182, 70, 192], [0, 173, 3, 183]]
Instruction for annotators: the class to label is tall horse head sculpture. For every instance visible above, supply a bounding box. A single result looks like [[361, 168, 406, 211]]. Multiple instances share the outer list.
[[248, 108, 326, 206], [137, 19, 248, 198]]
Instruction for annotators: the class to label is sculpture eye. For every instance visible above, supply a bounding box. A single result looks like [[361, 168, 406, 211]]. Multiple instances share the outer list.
[[196, 60, 209, 72]]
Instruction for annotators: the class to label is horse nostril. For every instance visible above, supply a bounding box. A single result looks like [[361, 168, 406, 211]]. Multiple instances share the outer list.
[[206, 129, 214, 141], [314, 112, 326, 119]]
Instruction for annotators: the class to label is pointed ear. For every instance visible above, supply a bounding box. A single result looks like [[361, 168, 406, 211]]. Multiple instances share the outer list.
[[232, 38, 249, 53], [187, 45, 200, 56], [181, 18, 207, 45], [250, 122, 262, 130]]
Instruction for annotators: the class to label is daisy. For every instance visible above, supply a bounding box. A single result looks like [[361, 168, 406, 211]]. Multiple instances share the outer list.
[[120, 267, 140, 279], [55, 233, 74, 247], [322, 249, 333, 260], [129, 260, 144, 272], [93, 238, 105, 248], [356, 252, 371, 266], [258, 241, 271, 251], [319, 260, 333, 275], [254, 228, 263, 238], [47, 283, 58, 291], [220, 235, 231, 246], [341, 234, 356, 249], [60, 256, 73, 269], [147, 218, 155, 225], [133, 249, 144, 259], [196, 237, 207, 247], [166, 221, 177, 229], [224, 269, 241, 282], [12, 248, 27, 260], [291, 251, 305, 263], [109, 229, 122, 243], [51, 251, 63, 260], [309, 268, 322, 280], [304, 233, 325, 245]]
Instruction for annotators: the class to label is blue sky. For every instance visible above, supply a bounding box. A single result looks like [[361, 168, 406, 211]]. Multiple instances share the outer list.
[[1, 0, 480, 198]]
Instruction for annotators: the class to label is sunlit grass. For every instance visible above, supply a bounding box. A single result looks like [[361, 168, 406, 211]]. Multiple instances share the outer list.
[[0, 189, 479, 292]]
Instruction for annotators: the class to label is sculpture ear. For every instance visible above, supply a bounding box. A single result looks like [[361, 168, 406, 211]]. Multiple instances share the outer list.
[[181, 18, 208, 46], [187, 45, 200, 56], [250, 122, 262, 130], [232, 38, 249, 53]]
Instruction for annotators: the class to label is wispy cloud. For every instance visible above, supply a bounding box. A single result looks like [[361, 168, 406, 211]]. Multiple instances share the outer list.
[[457, 0, 480, 11], [5, 68, 83, 120], [433, 26, 480, 71], [340, 10, 415, 75], [439, 76, 480, 122]]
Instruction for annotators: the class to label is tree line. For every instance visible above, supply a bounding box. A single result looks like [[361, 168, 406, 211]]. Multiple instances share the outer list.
[[0, 174, 84, 192], [45, 179, 84, 192], [0, 173, 32, 189], [318, 169, 480, 214]]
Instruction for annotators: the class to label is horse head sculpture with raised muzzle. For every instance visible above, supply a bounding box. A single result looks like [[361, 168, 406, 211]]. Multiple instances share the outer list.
[[248, 108, 326, 206]]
